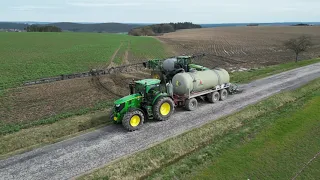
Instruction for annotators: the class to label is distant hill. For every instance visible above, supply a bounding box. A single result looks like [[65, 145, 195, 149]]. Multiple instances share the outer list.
[[47, 22, 141, 33], [292, 23, 311, 26], [0, 22, 142, 33], [0, 22, 29, 30], [200, 22, 320, 28]]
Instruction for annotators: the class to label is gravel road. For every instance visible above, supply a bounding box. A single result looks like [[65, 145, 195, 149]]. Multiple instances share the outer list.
[[1, 63, 320, 180]]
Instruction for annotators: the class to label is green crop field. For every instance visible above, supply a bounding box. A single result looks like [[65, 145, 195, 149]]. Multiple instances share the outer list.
[[0, 32, 169, 89]]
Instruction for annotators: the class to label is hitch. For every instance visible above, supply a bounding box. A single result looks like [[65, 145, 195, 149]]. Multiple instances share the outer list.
[[229, 83, 243, 94]]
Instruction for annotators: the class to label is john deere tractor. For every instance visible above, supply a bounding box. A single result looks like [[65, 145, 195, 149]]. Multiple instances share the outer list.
[[143, 54, 207, 84], [111, 79, 175, 131]]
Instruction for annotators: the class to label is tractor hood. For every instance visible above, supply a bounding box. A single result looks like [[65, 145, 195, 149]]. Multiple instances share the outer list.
[[114, 93, 142, 105]]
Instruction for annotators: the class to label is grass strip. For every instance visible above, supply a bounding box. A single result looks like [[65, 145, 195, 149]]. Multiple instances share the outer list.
[[230, 58, 320, 83], [188, 95, 320, 179], [0, 100, 114, 136], [77, 79, 320, 179], [149, 88, 320, 180], [0, 108, 113, 159]]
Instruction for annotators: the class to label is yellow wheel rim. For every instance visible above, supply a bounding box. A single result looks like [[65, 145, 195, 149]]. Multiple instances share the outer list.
[[130, 115, 141, 127], [160, 102, 171, 116], [153, 74, 160, 79]]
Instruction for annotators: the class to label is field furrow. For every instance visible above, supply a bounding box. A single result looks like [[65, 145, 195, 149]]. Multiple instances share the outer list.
[[159, 26, 320, 68]]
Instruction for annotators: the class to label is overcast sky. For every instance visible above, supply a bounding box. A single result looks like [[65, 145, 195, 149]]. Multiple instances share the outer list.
[[1, 0, 319, 23]]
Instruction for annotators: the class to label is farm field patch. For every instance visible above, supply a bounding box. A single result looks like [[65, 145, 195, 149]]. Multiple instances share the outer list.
[[0, 32, 169, 89], [159, 26, 320, 69]]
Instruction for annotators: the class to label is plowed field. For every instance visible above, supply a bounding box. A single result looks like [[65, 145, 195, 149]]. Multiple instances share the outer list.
[[158, 26, 320, 69]]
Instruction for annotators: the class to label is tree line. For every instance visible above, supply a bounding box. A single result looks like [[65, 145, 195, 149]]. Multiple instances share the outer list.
[[129, 22, 201, 36], [25, 25, 62, 32]]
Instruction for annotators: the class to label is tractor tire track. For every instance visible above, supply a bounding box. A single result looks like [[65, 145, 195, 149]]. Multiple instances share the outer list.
[[90, 75, 122, 98], [1, 63, 320, 180], [91, 43, 124, 98], [107, 43, 123, 68]]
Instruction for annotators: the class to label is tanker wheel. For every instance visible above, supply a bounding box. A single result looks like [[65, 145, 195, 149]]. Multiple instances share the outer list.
[[207, 92, 220, 103], [153, 97, 175, 121], [122, 110, 144, 131], [185, 98, 198, 111], [220, 89, 228, 101]]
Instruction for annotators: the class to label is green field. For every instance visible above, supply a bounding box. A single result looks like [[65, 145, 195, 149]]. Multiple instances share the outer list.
[[78, 77, 320, 180], [190, 95, 320, 180], [0, 32, 169, 89]]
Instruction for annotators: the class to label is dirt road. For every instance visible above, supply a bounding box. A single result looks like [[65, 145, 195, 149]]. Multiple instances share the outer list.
[[1, 63, 320, 180]]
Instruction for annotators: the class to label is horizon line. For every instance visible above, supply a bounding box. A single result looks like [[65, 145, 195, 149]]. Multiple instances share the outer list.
[[1, 21, 320, 24]]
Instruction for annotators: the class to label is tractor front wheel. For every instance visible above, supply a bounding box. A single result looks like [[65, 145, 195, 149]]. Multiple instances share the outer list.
[[153, 97, 175, 121], [122, 110, 144, 131]]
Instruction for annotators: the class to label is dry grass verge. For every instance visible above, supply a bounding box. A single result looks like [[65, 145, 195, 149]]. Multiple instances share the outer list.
[[0, 109, 112, 159]]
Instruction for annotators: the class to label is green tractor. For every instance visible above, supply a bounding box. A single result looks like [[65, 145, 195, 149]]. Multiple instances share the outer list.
[[111, 79, 175, 131], [143, 54, 207, 84]]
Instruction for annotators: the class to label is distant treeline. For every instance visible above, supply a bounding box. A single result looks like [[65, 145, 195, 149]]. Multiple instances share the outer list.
[[247, 23, 259, 26], [129, 22, 202, 36], [292, 23, 311, 26], [25, 25, 62, 32]]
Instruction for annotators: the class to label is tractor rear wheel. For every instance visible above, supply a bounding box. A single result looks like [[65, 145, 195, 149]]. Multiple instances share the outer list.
[[207, 92, 220, 103], [153, 97, 175, 121], [122, 110, 144, 131], [220, 89, 228, 101], [185, 98, 198, 111]]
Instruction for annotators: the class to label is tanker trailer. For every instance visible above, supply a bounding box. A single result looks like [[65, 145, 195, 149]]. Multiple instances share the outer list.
[[170, 68, 234, 111]]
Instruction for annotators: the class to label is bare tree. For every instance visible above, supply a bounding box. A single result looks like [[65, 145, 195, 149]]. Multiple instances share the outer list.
[[284, 35, 313, 62]]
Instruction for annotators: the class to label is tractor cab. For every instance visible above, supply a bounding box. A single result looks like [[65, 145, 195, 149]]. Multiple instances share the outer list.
[[129, 79, 162, 96], [147, 55, 208, 84], [176, 55, 193, 70]]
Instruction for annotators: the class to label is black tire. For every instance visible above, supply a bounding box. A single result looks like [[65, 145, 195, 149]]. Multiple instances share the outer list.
[[220, 89, 228, 101], [185, 98, 198, 111], [122, 110, 144, 131], [207, 92, 220, 103], [153, 97, 175, 121], [109, 111, 115, 121]]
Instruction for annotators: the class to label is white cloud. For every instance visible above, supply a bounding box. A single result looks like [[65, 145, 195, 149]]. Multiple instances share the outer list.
[[2, 0, 320, 23], [11, 5, 61, 11], [65, 0, 184, 7]]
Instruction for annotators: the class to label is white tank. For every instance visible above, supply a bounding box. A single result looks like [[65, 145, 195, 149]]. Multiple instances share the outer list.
[[172, 68, 230, 95], [162, 58, 177, 71]]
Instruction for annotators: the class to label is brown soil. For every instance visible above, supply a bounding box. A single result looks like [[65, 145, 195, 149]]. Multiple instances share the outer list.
[[0, 70, 151, 125], [158, 26, 320, 69]]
